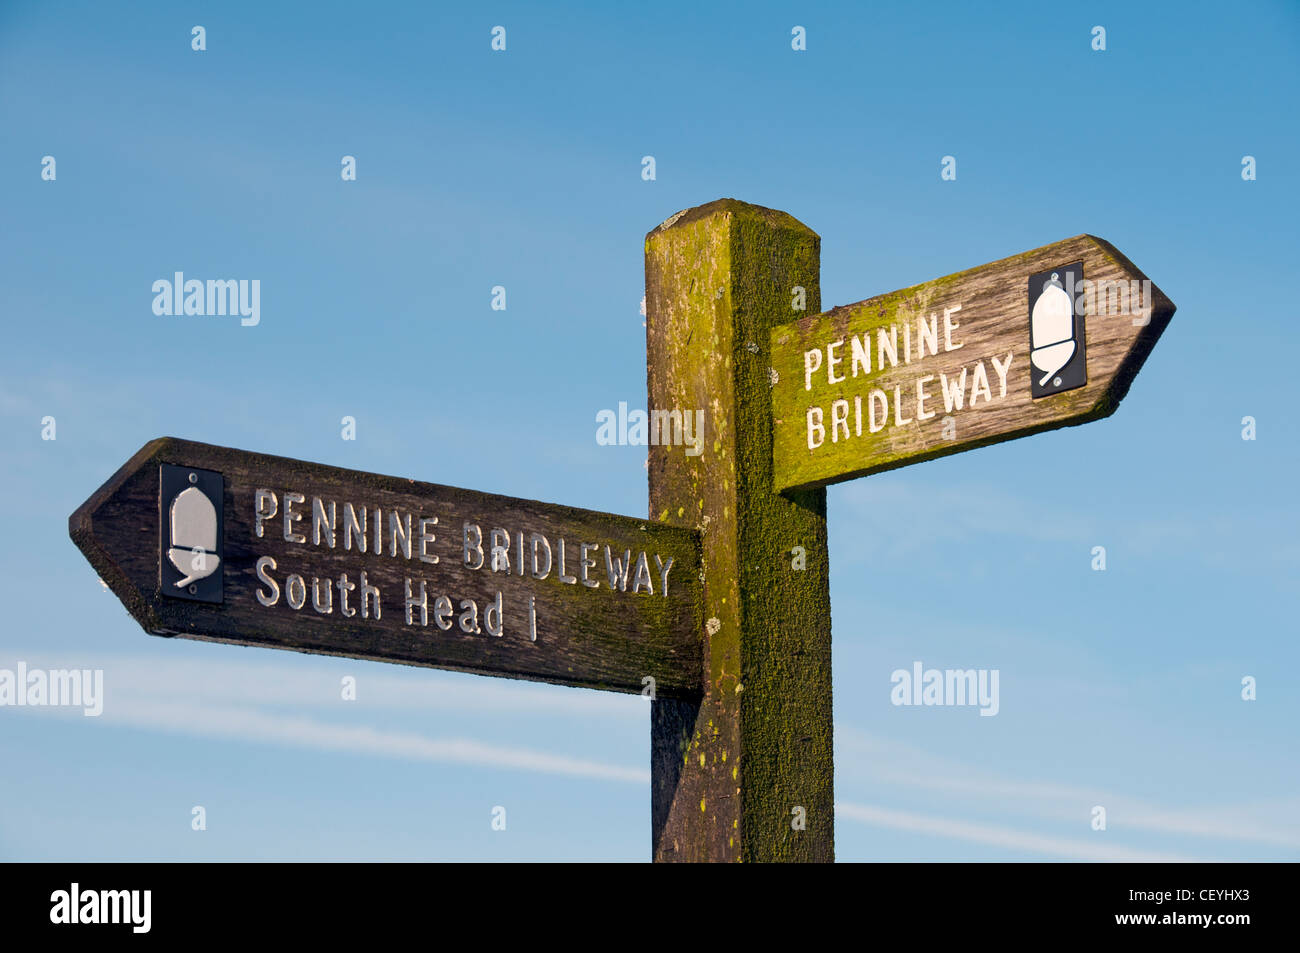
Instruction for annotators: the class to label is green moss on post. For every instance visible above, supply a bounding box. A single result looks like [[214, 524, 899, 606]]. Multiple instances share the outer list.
[[646, 199, 833, 862]]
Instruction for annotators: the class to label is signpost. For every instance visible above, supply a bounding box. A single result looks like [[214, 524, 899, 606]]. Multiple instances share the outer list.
[[70, 437, 703, 697], [770, 235, 1175, 492], [69, 199, 1174, 863]]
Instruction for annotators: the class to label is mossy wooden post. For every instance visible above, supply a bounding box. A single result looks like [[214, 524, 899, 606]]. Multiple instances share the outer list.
[[645, 199, 833, 862]]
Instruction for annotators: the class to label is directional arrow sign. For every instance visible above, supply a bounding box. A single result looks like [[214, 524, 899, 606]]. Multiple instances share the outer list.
[[70, 438, 703, 697], [770, 235, 1175, 492]]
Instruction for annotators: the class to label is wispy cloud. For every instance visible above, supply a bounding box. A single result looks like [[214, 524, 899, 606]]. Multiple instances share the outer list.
[[9, 652, 1293, 854], [104, 698, 649, 784], [834, 476, 1299, 574], [837, 727, 1300, 851], [5, 652, 645, 718], [836, 802, 1197, 862], [4, 651, 648, 785]]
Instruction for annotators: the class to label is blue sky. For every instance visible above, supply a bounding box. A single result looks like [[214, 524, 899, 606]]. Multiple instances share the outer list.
[[1, 0, 1297, 861]]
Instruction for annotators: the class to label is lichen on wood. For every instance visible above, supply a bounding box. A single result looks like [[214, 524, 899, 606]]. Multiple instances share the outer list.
[[646, 199, 834, 862]]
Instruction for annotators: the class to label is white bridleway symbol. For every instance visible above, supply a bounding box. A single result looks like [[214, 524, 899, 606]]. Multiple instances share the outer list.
[[168, 485, 220, 587], [1030, 272, 1077, 387]]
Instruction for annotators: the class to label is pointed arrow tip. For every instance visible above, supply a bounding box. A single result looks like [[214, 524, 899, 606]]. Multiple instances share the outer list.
[[68, 438, 174, 632]]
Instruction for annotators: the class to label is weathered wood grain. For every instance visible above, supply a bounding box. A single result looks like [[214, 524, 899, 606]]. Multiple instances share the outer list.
[[770, 235, 1175, 492], [647, 199, 834, 862], [69, 437, 703, 698]]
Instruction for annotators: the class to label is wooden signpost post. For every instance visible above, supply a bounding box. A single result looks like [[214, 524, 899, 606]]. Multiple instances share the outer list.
[[69, 199, 1174, 863]]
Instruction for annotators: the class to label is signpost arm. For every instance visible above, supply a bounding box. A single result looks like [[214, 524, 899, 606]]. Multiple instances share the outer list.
[[646, 199, 833, 862]]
